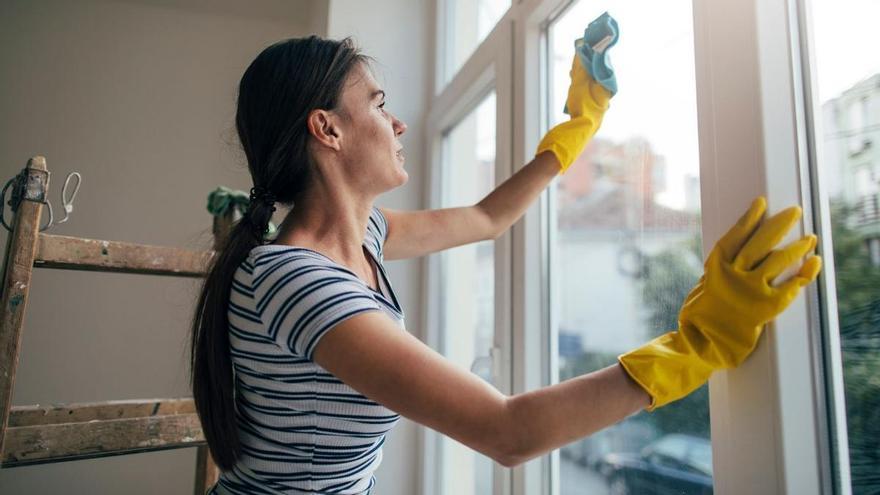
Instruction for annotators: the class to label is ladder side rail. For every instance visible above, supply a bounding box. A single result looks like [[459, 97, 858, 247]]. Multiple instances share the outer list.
[[0, 157, 50, 459]]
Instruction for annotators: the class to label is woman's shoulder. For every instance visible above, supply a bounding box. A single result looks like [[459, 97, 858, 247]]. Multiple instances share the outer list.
[[366, 205, 388, 259], [369, 206, 389, 239], [241, 245, 368, 296], [245, 245, 351, 279], [236, 244, 384, 360]]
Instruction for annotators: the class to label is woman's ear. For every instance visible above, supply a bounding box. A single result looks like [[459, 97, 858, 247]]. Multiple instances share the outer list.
[[306, 109, 342, 151]]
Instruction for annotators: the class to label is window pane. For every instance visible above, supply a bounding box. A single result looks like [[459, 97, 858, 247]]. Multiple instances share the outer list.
[[546, 3, 708, 495], [438, 92, 496, 495], [810, 0, 880, 491], [445, 0, 510, 83]]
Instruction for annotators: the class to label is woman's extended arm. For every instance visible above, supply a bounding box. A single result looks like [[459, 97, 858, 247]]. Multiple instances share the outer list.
[[475, 150, 562, 239], [313, 310, 649, 468], [380, 150, 562, 261], [315, 197, 820, 468]]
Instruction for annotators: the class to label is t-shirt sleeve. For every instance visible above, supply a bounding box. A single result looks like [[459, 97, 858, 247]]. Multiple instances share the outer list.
[[367, 206, 390, 260], [255, 259, 382, 361]]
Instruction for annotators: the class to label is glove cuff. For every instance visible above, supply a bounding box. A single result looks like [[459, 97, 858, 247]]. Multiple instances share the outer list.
[[535, 115, 602, 174], [617, 331, 715, 411]]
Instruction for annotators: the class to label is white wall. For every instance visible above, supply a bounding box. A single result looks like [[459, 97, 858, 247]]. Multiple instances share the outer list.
[[0, 0, 329, 493], [326, 1, 434, 494]]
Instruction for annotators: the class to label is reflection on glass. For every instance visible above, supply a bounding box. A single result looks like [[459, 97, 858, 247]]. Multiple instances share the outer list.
[[439, 92, 496, 495], [547, 3, 708, 495], [811, 0, 880, 491], [446, 0, 510, 82]]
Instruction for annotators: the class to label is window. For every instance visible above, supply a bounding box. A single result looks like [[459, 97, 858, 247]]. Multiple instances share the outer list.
[[426, 0, 861, 493], [868, 238, 880, 267], [545, 2, 706, 494], [425, 15, 511, 495], [848, 100, 864, 133], [809, 0, 880, 491], [437, 92, 497, 495], [441, 0, 511, 85], [854, 167, 873, 197]]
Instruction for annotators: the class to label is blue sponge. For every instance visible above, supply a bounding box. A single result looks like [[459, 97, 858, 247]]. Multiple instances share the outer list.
[[564, 11, 619, 114]]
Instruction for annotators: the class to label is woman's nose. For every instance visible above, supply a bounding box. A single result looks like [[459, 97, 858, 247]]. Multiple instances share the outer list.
[[393, 117, 407, 136]]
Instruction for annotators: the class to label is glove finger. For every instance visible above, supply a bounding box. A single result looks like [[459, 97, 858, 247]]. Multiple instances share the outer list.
[[757, 235, 817, 282], [799, 255, 822, 282], [715, 196, 766, 263], [734, 205, 802, 271], [776, 255, 822, 295]]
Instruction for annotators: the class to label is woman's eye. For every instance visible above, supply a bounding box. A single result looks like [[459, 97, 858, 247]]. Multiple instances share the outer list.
[[378, 101, 386, 111]]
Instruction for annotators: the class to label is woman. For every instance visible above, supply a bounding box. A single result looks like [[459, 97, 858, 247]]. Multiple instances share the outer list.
[[191, 36, 822, 494]]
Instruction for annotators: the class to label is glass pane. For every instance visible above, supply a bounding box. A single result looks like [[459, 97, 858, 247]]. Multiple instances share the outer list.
[[445, 0, 510, 83], [810, 0, 880, 491], [438, 92, 496, 495], [547, 3, 708, 495]]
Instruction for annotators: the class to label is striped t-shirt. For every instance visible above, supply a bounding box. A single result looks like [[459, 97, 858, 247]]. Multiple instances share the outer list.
[[210, 206, 405, 495]]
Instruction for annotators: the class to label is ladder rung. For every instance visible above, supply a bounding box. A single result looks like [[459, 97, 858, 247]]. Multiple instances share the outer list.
[[8, 398, 196, 427], [2, 399, 204, 467], [34, 234, 213, 277]]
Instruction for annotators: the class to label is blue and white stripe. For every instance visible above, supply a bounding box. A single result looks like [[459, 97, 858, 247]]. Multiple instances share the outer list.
[[210, 207, 404, 495]]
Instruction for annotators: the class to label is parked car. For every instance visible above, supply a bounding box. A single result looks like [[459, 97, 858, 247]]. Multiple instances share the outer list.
[[596, 433, 713, 495], [561, 420, 657, 470]]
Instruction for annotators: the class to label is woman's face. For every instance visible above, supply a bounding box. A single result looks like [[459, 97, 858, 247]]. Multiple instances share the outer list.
[[333, 62, 409, 193]]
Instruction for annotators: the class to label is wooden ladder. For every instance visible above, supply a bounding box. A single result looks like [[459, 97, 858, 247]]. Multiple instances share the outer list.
[[0, 156, 232, 493]]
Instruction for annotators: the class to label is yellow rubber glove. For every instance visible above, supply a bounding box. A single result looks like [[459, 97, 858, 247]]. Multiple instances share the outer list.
[[618, 196, 823, 410], [535, 51, 611, 175]]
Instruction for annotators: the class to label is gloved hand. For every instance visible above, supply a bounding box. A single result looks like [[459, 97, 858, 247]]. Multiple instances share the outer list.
[[618, 196, 823, 410], [535, 51, 611, 175]]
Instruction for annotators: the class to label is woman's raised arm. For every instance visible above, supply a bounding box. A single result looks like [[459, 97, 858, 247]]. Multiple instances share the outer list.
[[380, 151, 560, 261], [381, 42, 611, 262]]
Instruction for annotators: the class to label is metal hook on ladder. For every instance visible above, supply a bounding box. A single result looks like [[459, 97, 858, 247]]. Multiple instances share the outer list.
[[0, 168, 82, 232]]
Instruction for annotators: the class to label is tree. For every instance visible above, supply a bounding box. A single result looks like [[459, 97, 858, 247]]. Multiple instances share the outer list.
[[828, 200, 880, 494], [638, 238, 708, 437]]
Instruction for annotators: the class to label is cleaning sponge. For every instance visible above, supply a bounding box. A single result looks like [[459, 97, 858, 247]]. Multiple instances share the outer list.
[[564, 11, 619, 115]]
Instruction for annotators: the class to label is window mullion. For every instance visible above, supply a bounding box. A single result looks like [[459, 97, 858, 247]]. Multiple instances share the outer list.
[[510, 2, 555, 495], [694, 0, 833, 493], [423, 13, 519, 495]]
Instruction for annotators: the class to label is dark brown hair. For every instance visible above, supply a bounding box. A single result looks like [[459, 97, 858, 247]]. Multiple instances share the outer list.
[[189, 36, 368, 471]]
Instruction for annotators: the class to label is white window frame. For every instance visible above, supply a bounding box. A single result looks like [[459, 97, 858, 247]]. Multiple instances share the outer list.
[[694, 0, 851, 492], [420, 14, 515, 495], [424, 0, 853, 493]]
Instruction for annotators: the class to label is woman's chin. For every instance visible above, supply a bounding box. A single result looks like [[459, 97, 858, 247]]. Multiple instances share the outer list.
[[396, 168, 409, 185]]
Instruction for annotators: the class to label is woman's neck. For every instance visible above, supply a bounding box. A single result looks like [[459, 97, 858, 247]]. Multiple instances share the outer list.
[[272, 198, 374, 272]]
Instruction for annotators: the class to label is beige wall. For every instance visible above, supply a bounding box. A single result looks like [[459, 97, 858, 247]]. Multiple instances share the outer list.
[[0, 0, 343, 493]]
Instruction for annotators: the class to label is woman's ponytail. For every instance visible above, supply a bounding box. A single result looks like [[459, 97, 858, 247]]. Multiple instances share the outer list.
[[190, 218, 262, 469]]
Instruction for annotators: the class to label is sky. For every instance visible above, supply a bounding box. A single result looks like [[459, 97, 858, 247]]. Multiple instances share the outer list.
[[811, 0, 880, 102]]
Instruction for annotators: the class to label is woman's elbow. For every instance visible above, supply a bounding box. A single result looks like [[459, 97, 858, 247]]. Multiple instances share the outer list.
[[496, 452, 526, 469], [490, 397, 530, 468]]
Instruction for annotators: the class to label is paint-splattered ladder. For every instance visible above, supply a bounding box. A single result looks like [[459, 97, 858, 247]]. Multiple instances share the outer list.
[[0, 156, 231, 493]]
